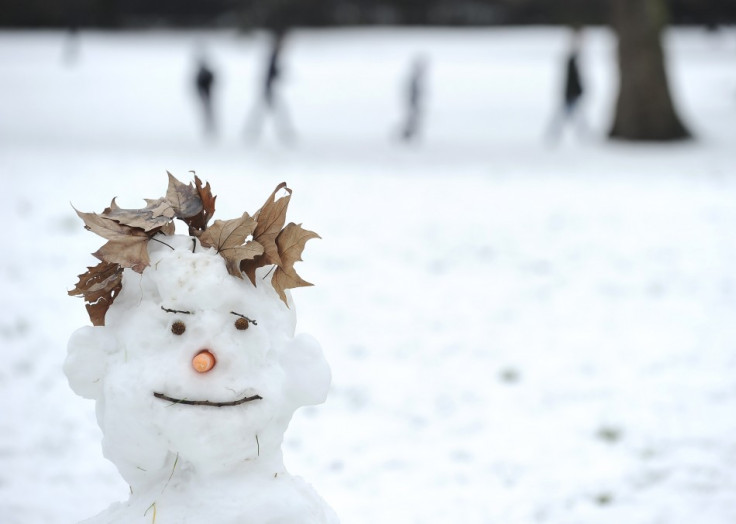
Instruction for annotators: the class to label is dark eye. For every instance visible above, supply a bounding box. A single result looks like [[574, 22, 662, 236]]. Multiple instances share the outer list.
[[171, 321, 186, 335], [234, 317, 249, 331]]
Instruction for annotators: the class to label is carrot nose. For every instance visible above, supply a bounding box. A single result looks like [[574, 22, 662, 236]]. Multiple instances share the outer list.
[[192, 350, 216, 373]]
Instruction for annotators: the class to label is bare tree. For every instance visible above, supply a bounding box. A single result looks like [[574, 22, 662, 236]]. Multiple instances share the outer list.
[[609, 0, 691, 140]]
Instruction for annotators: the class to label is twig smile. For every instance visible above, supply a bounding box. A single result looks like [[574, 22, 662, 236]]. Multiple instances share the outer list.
[[153, 391, 262, 407]]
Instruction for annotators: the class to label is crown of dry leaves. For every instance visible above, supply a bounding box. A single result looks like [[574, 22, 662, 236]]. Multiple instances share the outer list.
[[69, 173, 319, 326]]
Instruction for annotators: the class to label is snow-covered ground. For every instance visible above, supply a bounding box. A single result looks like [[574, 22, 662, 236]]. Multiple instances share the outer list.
[[1, 26, 736, 523]]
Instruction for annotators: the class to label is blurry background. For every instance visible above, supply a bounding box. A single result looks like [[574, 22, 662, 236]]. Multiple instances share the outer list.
[[2, 1, 736, 523], [2, 0, 733, 27]]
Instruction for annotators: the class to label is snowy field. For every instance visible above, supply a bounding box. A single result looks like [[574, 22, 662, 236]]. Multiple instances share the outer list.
[[1, 26, 736, 523]]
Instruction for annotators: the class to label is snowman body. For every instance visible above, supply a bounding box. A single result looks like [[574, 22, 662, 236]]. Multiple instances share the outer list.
[[66, 236, 337, 523]]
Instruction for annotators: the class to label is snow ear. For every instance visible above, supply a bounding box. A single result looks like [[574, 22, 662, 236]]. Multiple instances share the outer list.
[[279, 333, 331, 407], [64, 326, 116, 400]]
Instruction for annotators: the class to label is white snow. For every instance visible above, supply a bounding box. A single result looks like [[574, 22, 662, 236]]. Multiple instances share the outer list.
[[1, 26, 736, 524]]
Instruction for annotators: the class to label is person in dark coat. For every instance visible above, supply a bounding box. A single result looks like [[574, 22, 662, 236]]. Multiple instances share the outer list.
[[194, 56, 216, 137], [400, 55, 428, 142], [546, 28, 587, 142], [244, 29, 295, 143], [263, 34, 282, 108], [563, 49, 583, 114]]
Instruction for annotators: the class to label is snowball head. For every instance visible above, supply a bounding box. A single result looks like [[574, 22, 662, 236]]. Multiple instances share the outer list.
[[65, 236, 332, 487]]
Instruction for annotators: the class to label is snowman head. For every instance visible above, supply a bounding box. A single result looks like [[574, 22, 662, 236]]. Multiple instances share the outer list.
[[66, 176, 328, 485]]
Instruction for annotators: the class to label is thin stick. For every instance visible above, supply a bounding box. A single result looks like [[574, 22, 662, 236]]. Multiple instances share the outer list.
[[256, 434, 260, 457], [160, 306, 191, 315], [153, 392, 262, 407], [150, 235, 175, 251], [144, 502, 157, 523], [230, 311, 258, 325], [161, 453, 179, 494]]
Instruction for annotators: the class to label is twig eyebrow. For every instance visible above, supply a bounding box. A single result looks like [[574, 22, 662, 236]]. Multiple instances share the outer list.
[[161, 306, 192, 315], [230, 311, 257, 325]]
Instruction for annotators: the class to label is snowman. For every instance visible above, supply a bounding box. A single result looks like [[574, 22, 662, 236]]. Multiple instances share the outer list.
[[66, 174, 338, 523]]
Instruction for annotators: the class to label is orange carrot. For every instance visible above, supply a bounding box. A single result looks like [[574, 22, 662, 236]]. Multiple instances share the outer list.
[[192, 350, 216, 373]]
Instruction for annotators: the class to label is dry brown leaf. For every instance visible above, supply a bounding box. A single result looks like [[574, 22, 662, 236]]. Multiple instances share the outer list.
[[166, 171, 204, 219], [75, 209, 152, 272], [69, 261, 124, 326], [183, 175, 216, 233], [198, 213, 264, 277], [75, 207, 139, 240], [101, 197, 174, 231], [93, 235, 151, 273], [241, 182, 291, 284], [143, 198, 176, 219], [271, 222, 320, 304]]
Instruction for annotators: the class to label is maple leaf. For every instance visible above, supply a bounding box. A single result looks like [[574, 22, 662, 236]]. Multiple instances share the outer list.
[[183, 175, 217, 234], [270, 222, 320, 305], [166, 171, 204, 219], [198, 213, 264, 278], [241, 182, 291, 284], [101, 197, 175, 231], [75, 208, 152, 273], [93, 235, 152, 273], [68, 261, 123, 326]]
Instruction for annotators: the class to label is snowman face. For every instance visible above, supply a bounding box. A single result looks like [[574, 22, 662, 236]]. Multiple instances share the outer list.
[[66, 239, 330, 482]]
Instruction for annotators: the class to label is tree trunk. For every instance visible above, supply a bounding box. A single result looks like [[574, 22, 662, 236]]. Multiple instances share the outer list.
[[609, 0, 691, 140]]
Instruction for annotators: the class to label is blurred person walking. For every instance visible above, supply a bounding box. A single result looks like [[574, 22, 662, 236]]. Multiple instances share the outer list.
[[62, 25, 81, 65], [194, 54, 216, 138], [546, 28, 588, 142], [62, 5, 83, 66], [399, 55, 428, 142], [244, 29, 295, 144]]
